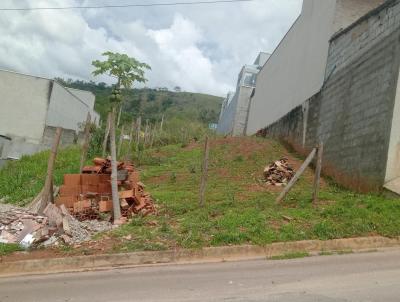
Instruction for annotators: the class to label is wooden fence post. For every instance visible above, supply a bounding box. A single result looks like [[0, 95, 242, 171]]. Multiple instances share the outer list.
[[117, 125, 125, 158], [125, 120, 136, 161], [199, 136, 210, 207], [136, 116, 142, 152], [144, 119, 149, 146], [102, 112, 111, 157], [38, 127, 63, 214], [276, 147, 317, 203], [79, 112, 91, 172], [313, 142, 324, 203]]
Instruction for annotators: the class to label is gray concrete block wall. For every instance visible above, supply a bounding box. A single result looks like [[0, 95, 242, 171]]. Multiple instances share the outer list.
[[259, 2, 400, 191], [41, 126, 76, 149]]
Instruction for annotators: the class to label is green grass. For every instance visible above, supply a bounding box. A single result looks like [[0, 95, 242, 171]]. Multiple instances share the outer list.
[[269, 251, 309, 260], [0, 147, 82, 205], [0, 243, 23, 256], [2, 136, 400, 254], [107, 136, 400, 252]]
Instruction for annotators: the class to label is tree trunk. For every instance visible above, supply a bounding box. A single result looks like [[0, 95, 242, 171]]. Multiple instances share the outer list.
[[117, 104, 122, 127], [79, 112, 91, 172], [109, 108, 122, 222], [102, 112, 111, 157], [38, 127, 63, 214]]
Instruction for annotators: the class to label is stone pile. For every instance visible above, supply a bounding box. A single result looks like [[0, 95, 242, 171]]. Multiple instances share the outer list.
[[263, 158, 295, 186]]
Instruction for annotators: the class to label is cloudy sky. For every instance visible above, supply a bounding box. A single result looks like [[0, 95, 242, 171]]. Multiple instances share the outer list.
[[0, 0, 302, 96]]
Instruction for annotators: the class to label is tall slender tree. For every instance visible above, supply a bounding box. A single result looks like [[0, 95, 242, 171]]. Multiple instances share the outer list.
[[92, 52, 150, 223]]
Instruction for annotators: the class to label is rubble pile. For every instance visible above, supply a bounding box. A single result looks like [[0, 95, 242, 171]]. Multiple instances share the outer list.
[[263, 158, 295, 186], [0, 157, 155, 249], [56, 157, 156, 221], [0, 203, 109, 247]]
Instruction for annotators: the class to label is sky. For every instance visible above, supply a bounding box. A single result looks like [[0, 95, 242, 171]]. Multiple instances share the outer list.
[[0, 0, 302, 96]]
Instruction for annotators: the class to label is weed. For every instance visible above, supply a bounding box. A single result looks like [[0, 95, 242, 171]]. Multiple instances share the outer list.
[[0, 243, 22, 256], [269, 251, 309, 260]]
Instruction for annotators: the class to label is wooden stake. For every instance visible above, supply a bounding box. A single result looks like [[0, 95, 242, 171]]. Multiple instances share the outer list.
[[102, 112, 111, 157], [160, 114, 164, 132], [117, 125, 125, 158], [276, 148, 317, 203], [79, 112, 91, 172], [312, 142, 324, 203], [144, 119, 149, 146], [38, 127, 63, 214], [109, 108, 122, 221], [199, 136, 210, 207], [125, 120, 136, 161], [136, 116, 142, 152]]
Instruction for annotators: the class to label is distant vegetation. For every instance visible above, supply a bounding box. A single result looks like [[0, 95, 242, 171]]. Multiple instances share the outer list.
[[55, 78, 223, 126]]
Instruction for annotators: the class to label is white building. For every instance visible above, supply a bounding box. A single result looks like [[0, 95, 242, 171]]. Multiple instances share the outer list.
[[0, 69, 100, 164], [217, 52, 270, 136], [246, 0, 385, 135]]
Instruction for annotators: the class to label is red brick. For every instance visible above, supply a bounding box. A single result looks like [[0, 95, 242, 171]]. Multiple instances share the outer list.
[[63, 174, 81, 186], [59, 185, 81, 197], [119, 190, 133, 199], [81, 174, 100, 185], [73, 200, 91, 213], [99, 174, 111, 183], [98, 183, 112, 194], [81, 184, 99, 194], [99, 200, 113, 212], [55, 196, 77, 208]]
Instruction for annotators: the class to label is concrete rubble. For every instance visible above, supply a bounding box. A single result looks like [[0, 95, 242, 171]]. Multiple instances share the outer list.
[[263, 158, 295, 186], [0, 203, 110, 248], [0, 157, 155, 248]]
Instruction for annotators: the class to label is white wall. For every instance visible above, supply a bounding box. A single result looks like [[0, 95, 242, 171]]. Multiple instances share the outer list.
[[67, 87, 100, 125], [246, 0, 385, 135], [0, 70, 50, 143], [46, 82, 91, 132], [246, 0, 337, 135]]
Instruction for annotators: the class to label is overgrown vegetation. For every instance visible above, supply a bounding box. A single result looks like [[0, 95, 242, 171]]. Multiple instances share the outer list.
[[0, 147, 81, 205], [106, 136, 400, 252], [55, 78, 223, 125], [2, 136, 400, 254]]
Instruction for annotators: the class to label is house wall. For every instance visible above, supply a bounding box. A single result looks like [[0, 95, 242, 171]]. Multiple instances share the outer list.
[[0, 70, 100, 162], [46, 82, 92, 133], [258, 0, 400, 191], [0, 70, 50, 144]]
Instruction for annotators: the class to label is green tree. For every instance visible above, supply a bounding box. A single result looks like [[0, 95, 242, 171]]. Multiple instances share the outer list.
[[92, 51, 150, 222]]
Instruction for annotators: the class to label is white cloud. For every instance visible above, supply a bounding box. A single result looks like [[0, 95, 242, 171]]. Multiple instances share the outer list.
[[0, 0, 302, 96]]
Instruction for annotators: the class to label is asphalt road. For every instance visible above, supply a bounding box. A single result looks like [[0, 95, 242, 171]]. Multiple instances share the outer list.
[[1, 249, 400, 302]]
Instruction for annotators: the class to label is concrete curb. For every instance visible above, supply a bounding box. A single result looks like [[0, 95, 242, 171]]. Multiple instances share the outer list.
[[1, 236, 399, 277]]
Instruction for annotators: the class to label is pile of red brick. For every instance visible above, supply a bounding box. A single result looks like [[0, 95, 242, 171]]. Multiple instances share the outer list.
[[55, 157, 156, 221]]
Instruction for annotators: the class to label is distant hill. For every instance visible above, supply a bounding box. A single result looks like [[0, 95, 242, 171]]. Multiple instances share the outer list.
[[56, 79, 223, 125]]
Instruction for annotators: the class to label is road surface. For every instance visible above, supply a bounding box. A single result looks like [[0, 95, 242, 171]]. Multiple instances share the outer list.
[[1, 249, 400, 301]]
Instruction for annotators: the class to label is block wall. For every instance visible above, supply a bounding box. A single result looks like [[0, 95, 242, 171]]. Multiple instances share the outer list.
[[259, 0, 400, 191]]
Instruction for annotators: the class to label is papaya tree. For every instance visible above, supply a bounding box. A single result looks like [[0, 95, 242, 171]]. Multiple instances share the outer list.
[[92, 51, 151, 222]]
